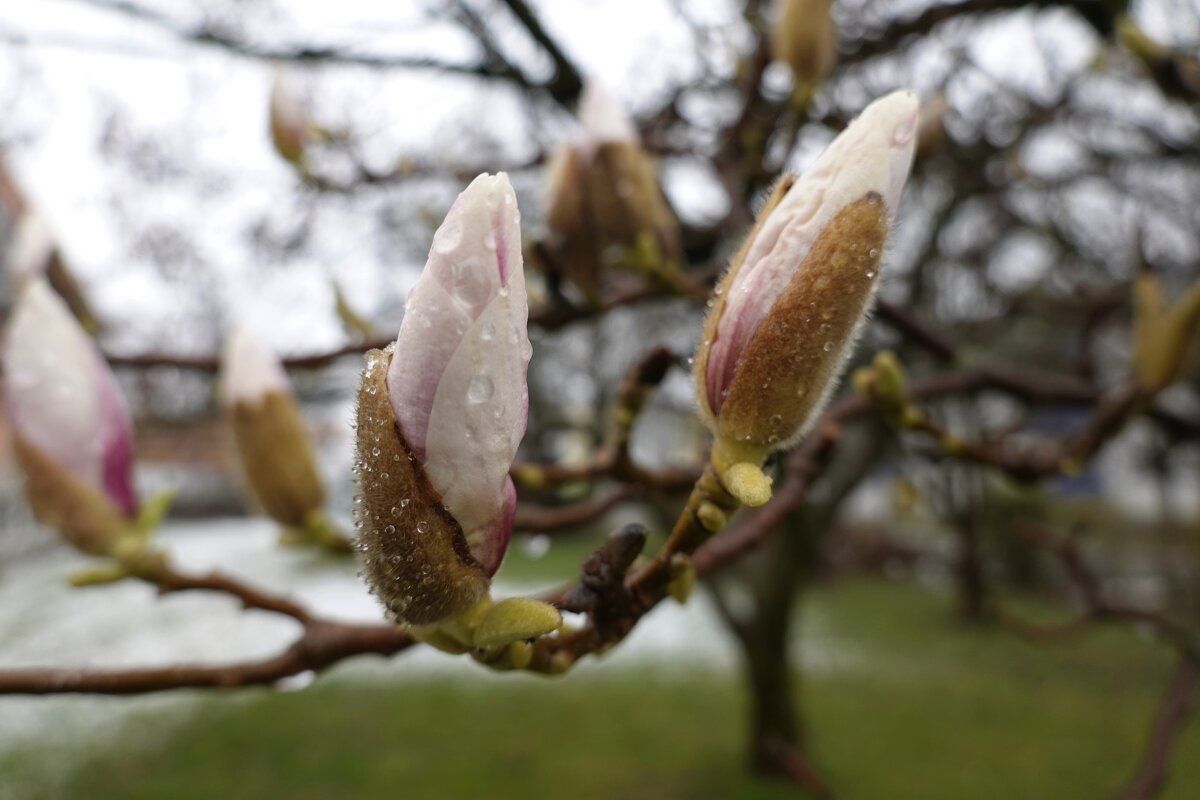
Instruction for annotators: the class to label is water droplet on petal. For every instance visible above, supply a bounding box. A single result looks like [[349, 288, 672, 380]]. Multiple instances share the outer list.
[[467, 375, 495, 403], [434, 221, 463, 254]]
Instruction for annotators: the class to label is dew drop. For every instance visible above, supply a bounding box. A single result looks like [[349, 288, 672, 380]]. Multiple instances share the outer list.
[[371, 447, 381, 457], [467, 375, 495, 403], [434, 221, 463, 254], [823, 342, 833, 352], [416, 521, 429, 533]]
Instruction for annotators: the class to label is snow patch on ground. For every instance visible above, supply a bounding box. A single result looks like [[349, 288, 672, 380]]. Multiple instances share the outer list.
[[0, 518, 865, 799]]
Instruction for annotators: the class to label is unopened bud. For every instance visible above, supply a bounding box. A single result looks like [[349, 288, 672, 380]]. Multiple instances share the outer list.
[[356, 174, 530, 626], [770, 0, 838, 106], [544, 81, 681, 302], [220, 327, 326, 530], [694, 91, 919, 458], [3, 281, 138, 553], [1132, 273, 1200, 395]]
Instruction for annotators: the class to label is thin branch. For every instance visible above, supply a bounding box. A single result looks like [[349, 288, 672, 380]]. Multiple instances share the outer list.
[[497, 0, 583, 106], [1117, 660, 1200, 800], [0, 621, 411, 695]]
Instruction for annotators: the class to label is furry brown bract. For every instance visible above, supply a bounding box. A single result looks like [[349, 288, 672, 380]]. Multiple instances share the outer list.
[[14, 434, 129, 555], [229, 391, 324, 527], [696, 194, 888, 450], [354, 348, 490, 626]]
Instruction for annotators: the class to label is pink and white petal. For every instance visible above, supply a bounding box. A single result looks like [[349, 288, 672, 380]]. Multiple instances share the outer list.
[[3, 281, 103, 485], [93, 349, 138, 516], [220, 326, 291, 408], [578, 81, 639, 146], [422, 271, 530, 536], [469, 476, 517, 576], [388, 173, 522, 458], [706, 91, 918, 411]]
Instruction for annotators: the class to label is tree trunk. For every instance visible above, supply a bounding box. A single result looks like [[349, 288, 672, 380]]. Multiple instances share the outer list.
[[956, 516, 988, 623], [709, 420, 888, 797]]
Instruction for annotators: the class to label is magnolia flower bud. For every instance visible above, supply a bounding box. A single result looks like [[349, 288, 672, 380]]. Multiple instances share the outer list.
[[5, 210, 99, 331], [269, 72, 321, 166], [770, 0, 838, 104], [3, 280, 137, 553], [544, 81, 681, 302], [695, 90, 919, 466], [356, 173, 530, 625], [220, 327, 326, 529]]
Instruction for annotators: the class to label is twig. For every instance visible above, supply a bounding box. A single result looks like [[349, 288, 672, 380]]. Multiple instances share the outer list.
[[1117, 660, 1200, 800]]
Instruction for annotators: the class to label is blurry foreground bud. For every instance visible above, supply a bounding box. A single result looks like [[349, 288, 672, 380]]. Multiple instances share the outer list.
[[6, 210, 99, 332], [356, 173, 532, 626], [269, 71, 326, 168], [770, 0, 838, 107], [695, 90, 919, 474], [220, 327, 344, 550], [544, 81, 682, 304], [1131, 273, 1200, 395], [3, 280, 137, 554]]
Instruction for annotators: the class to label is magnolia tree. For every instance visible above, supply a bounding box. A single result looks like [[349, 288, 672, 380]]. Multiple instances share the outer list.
[[1, 0, 1200, 797]]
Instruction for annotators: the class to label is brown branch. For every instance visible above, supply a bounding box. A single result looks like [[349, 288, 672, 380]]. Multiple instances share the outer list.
[[843, 0, 1118, 66], [760, 734, 837, 799], [1003, 523, 1200, 664], [1117, 660, 1200, 800], [514, 485, 639, 533], [496, 0, 583, 107], [516, 346, 694, 489], [148, 562, 314, 624], [0, 556, 412, 695], [102, 283, 688, 372], [62, 0, 534, 82], [876, 300, 957, 362], [0, 621, 411, 695]]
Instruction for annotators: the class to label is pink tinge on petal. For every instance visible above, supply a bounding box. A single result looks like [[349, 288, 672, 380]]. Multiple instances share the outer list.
[[93, 350, 139, 517], [705, 248, 786, 414], [471, 475, 517, 576], [3, 280, 138, 505], [494, 207, 509, 286]]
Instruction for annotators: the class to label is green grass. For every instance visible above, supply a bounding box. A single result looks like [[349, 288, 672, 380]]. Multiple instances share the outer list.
[[15, 579, 1200, 800]]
